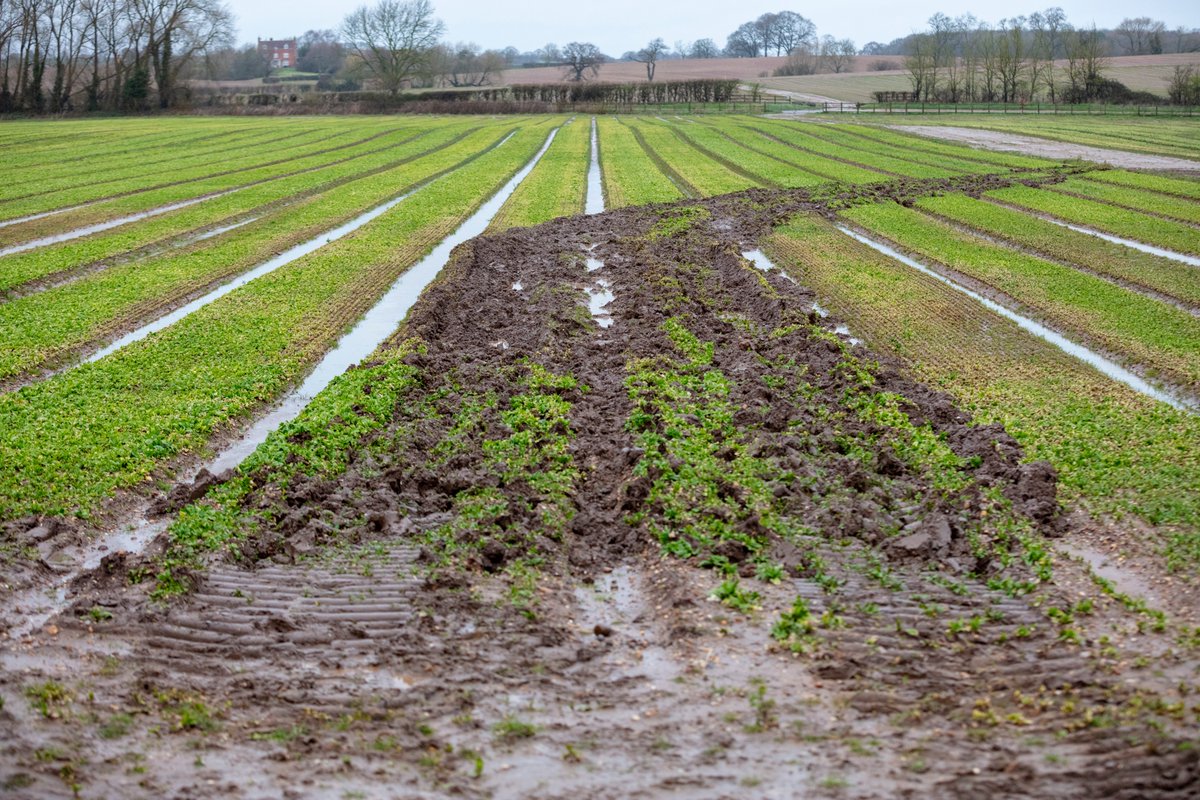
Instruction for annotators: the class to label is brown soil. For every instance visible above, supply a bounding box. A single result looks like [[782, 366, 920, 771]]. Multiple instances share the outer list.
[[1, 182, 1197, 799]]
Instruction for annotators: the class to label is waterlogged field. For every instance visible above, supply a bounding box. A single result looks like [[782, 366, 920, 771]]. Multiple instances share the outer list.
[[1, 113, 1199, 799]]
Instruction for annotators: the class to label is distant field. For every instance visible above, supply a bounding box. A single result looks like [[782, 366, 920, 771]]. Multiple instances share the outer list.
[[498, 55, 903, 86], [763, 54, 1200, 103]]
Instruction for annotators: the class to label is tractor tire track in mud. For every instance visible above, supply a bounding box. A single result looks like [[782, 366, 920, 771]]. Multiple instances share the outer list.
[[1, 173, 1197, 799]]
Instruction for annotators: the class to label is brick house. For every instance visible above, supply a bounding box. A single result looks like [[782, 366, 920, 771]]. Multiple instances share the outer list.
[[258, 38, 298, 69]]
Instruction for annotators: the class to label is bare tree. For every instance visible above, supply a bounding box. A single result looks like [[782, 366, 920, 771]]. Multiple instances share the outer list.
[[1065, 24, 1106, 101], [631, 37, 666, 81], [561, 41, 602, 82], [771, 11, 815, 56], [818, 36, 855, 73], [432, 41, 502, 87], [905, 32, 937, 101], [1115, 17, 1165, 55], [725, 21, 759, 57], [341, 0, 444, 95], [689, 38, 719, 58]]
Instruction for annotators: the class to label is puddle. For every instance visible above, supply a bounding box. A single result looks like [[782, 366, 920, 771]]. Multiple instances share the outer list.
[[1059, 542, 1159, 607], [585, 257, 603, 272], [187, 215, 260, 244], [585, 118, 605, 215], [0, 191, 239, 257], [512, 280, 523, 291], [743, 249, 774, 271], [5, 519, 168, 639], [1038, 215, 1200, 268], [207, 127, 560, 475], [84, 134, 519, 366], [838, 225, 1195, 412], [585, 277, 615, 328]]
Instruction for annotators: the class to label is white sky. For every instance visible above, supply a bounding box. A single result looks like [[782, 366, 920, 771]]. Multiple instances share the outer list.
[[237, 1, 1199, 54]]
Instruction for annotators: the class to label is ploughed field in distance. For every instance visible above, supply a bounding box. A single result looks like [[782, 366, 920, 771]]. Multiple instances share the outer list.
[[0, 113, 1199, 798]]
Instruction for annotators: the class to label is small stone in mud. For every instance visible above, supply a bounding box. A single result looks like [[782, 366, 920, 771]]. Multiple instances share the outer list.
[[593, 624, 615, 637]]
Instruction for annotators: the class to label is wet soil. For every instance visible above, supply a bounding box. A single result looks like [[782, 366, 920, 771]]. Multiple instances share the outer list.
[[2, 178, 1197, 799], [896, 126, 1200, 173]]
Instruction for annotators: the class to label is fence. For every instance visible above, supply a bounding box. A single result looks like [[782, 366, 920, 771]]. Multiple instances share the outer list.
[[823, 102, 1200, 116]]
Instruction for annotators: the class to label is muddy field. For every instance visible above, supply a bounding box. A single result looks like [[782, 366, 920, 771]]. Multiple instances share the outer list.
[[2, 181, 1198, 798]]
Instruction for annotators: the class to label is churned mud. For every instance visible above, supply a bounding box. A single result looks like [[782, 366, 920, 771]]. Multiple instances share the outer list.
[[896, 126, 1200, 173], [2, 175, 1198, 799]]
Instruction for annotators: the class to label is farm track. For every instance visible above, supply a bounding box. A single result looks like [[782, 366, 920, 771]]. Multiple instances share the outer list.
[[2, 186, 1196, 798]]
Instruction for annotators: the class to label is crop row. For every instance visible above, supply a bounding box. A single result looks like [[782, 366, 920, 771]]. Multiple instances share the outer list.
[[765, 215, 1200, 569], [989, 184, 1200, 257], [841, 202, 1200, 394], [0, 120, 265, 171], [916, 194, 1200, 308], [594, 117, 682, 208], [660, 119, 829, 188], [487, 117, 589, 231], [1083, 169, 1200, 201], [0, 122, 556, 520], [0, 124, 520, 384], [622, 118, 754, 195], [0, 121, 483, 295], [0, 120, 430, 240], [0, 123, 342, 205], [1055, 177, 1200, 225]]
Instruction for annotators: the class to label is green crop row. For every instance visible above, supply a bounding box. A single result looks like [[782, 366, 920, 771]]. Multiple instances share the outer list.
[[623, 118, 756, 196], [488, 117, 589, 231], [0, 121, 263, 173], [837, 123, 1054, 170], [989, 184, 1200, 257], [0, 122, 555, 521], [765, 215, 1200, 571], [0, 121, 422, 239], [842, 202, 1200, 393], [0, 124, 515, 383], [721, 120, 891, 184], [1083, 169, 1200, 202], [1058, 177, 1200, 225], [746, 118, 963, 179], [664, 119, 827, 188], [0, 123, 339, 204], [595, 117, 682, 208], [0, 122, 479, 294], [916, 194, 1200, 308], [790, 122, 1005, 176]]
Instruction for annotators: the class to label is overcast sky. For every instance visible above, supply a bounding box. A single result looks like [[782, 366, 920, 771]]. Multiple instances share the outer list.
[[238, 1, 1199, 54]]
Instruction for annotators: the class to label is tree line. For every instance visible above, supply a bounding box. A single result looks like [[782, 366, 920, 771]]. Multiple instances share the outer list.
[[901, 9, 1199, 104], [0, 0, 234, 113]]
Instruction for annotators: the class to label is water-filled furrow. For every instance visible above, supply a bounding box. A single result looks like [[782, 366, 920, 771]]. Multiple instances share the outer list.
[[0, 191, 239, 258], [80, 134, 518, 368], [836, 225, 1196, 412], [586, 118, 605, 215], [207, 127, 560, 473]]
